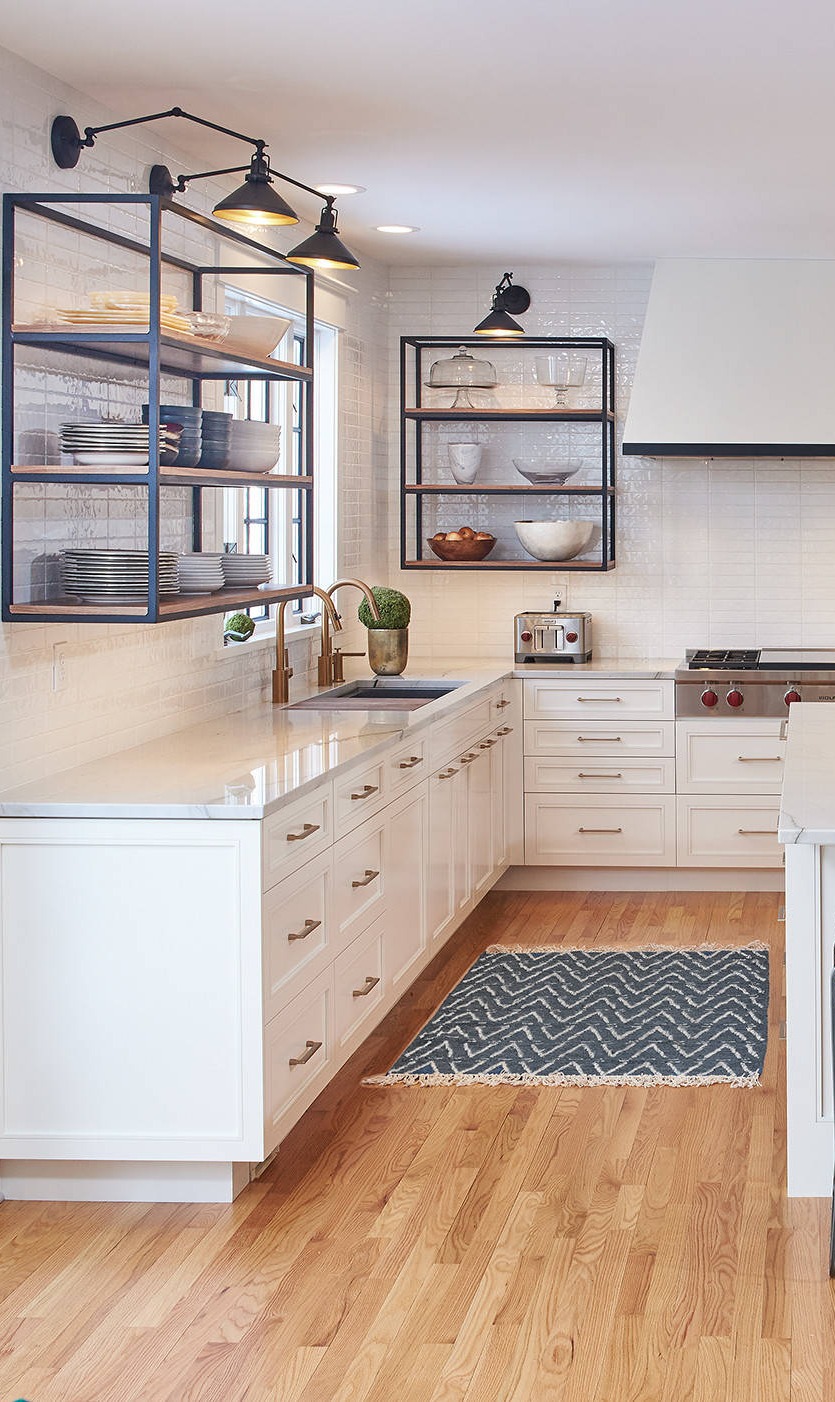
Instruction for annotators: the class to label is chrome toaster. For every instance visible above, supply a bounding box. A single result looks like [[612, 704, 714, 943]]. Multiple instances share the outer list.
[[514, 603, 592, 664]]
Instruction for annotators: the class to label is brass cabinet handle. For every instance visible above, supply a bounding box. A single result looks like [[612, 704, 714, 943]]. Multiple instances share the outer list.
[[398, 756, 423, 769], [496, 726, 513, 736], [350, 784, 379, 801], [352, 975, 381, 998], [737, 755, 782, 763], [496, 699, 511, 709], [287, 918, 321, 943], [578, 772, 623, 780], [578, 826, 623, 834], [577, 696, 622, 703], [352, 868, 380, 888], [439, 767, 458, 780], [460, 753, 478, 764], [738, 828, 776, 836], [286, 822, 320, 842], [480, 739, 498, 748], [289, 1039, 322, 1068], [577, 735, 622, 742], [779, 718, 788, 741]]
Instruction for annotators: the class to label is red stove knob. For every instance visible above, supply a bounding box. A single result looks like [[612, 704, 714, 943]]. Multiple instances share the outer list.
[[566, 630, 578, 643], [726, 689, 744, 708], [784, 688, 801, 706], [520, 630, 532, 642], [700, 689, 719, 708]]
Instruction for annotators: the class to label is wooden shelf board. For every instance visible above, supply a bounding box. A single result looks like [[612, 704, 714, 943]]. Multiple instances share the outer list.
[[402, 558, 615, 571], [11, 324, 312, 382], [10, 465, 313, 490], [404, 408, 613, 422], [404, 484, 613, 495], [8, 585, 306, 623]]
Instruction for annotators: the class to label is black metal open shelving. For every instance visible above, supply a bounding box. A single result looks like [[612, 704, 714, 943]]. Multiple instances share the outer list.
[[400, 335, 617, 572], [1, 191, 316, 624]]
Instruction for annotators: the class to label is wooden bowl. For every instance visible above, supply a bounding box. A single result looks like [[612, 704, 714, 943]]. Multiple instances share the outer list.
[[427, 534, 496, 562]]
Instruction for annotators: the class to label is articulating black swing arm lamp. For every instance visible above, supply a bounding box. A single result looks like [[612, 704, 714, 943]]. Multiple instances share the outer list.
[[473, 271, 531, 336], [50, 106, 361, 269]]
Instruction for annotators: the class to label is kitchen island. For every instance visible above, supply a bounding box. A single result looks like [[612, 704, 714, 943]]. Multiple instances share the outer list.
[[778, 702, 835, 1195]]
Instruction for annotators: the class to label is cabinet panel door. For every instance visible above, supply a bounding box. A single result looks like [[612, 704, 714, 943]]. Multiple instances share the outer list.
[[524, 720, 675, 758], [676, 720, 785, 794], [262, 849, 333, 1021], [263, 970, 332, 1155], [676, 796, 782, 867], [385, 786, 428, 992], [467, 747, 494, 899], [524, 755, 676, 794], [486, 736, 508, 873], [525, 794, 676, 866], [262, 784, 332, 893], [428, 766, 457, 947], [524, 679, 674, 723], [333, 759, 388, 840], [333, 819, 387, 949], [333, 919, 385, 1053]]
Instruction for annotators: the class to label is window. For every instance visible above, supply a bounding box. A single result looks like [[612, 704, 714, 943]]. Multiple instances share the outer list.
[[222, 289, 338, 625]]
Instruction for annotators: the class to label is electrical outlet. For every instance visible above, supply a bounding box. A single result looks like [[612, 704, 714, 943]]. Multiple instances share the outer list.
[[51, 642, 68, 693]]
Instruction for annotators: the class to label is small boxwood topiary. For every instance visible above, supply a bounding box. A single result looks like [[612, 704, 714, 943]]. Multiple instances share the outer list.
[[358, 586, 411, 630], [224, 611, 256, 640]]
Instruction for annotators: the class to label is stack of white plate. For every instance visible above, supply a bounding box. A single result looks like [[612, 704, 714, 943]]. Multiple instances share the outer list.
[[60, 549, 180, 604], [179, 553, 226, 595], [220, 553, 273, 588], [61, 422, 181, 468]]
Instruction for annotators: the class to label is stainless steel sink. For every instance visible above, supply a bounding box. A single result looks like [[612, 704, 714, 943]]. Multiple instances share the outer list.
[[289, 680, 462, 710]]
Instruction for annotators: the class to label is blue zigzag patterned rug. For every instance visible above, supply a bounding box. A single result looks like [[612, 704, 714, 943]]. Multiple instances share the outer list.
[[368, 944, 769, 1088]]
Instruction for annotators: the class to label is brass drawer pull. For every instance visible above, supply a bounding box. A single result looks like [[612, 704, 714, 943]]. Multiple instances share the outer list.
[[439, 767, 458, 780], [286, 822, 320, 842], [577, 735, 622, 742], [738, 828, 776, 836], [480, 739, 498, 748], [578, 826, 623, 834], [289, 1039, 322, 1068], [496, 726, 513, 736], [496, 699, 511, 709], [737, 755, 782, 763], [288, 918, 321, 943], [350, 784, 379, 801], [577, 696, 622, 703], [398, 756, 422, 769], [352, 975, 381, 998], [352, 868, 380, 888], [460, 753, 477, 764], [578, 772, 623, 780]]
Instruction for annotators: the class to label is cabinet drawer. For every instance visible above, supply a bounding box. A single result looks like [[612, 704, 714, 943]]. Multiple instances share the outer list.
[[333, 917, 385, 1053], [524, 719, 674, 758], [263, 970, 332, 1149], [261, 785, 332, 892], [676, 796, 782, 868], [676, 721, 785, 794], [524, 756, 675, 794], [524, 794, 676, 866], [333, 816, 387, 946], [334, 759, 387, 838], [429, 697, 493, 770], [262, 850, 333, 1020], [386, 735, 428, 797], [524, 679, 674, 723]]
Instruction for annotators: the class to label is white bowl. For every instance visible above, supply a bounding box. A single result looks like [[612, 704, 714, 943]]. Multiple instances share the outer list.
[[513, 519, 595, 561], [224, 315, 293, 361]]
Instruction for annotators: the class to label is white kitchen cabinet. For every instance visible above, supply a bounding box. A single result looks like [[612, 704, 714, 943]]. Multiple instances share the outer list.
[[264, 968, 333, 1157], [427, 763, 460, 947], [333, 917, 385, 1055], [261, 782, 332, 891], [524, 719, 675, 758], [524, 755, 675, 794], [525, 793, 677, 866], [676, 795, 782, 867], [676, 719, 785, 795], [466, 744, 494, 900], [524, 678, 674, 723], [263, 848, 333, 1019], [383, 785, 428, 992]]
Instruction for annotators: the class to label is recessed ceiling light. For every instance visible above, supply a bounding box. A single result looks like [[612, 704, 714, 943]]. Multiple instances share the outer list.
[[314, 183, 365, 196], [375, 224, 420, 234]]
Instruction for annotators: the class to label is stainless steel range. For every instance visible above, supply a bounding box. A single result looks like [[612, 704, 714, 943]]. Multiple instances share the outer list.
[[675, 648, 835, 717]]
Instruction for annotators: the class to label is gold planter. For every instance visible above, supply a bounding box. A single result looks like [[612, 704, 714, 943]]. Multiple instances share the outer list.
[[367, 628, 409, 676]]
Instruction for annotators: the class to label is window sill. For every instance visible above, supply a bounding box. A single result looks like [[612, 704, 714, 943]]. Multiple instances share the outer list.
[[216, 619, 321, 660]]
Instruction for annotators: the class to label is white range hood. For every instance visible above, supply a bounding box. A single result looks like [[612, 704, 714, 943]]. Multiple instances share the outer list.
[[623, 258, 835, 457]]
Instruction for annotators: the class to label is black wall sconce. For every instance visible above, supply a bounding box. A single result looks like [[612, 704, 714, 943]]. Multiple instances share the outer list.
[[50, 106, 360, 269], [473, 272, 531, 336]]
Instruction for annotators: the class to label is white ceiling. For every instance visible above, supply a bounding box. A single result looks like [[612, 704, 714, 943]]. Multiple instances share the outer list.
[[6, 0, 835, 264]]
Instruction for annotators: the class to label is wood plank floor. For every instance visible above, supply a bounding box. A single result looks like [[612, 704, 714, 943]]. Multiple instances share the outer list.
[[0, 889, 830, 1401]]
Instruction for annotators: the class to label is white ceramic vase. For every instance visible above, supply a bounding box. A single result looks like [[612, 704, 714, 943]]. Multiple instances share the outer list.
[[448, 442, 482, 484]]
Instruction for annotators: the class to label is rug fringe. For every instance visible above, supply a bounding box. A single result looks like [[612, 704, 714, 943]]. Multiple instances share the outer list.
[[363, 1070, 762, 1089], [484, 941, 770, 955]]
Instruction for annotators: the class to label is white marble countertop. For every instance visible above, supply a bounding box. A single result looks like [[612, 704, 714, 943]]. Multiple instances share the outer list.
[[0, 655, 679, 821], [778, 702, 835, 844]]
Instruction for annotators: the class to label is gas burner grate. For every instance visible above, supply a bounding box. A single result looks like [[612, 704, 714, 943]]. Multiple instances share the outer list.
[[687, 649, 761, 670]]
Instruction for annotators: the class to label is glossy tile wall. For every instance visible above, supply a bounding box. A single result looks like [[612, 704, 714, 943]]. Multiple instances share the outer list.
[[0, 43, 389, 789], [382, 264, 835, 660]]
